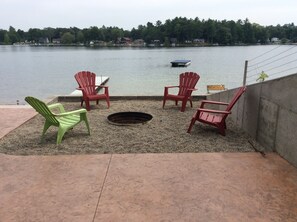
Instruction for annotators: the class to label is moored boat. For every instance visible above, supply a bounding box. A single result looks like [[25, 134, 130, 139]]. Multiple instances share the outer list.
[[170, 60, 191, 67]]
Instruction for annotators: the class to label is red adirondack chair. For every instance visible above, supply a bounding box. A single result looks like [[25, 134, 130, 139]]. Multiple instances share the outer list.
[[75, 71, 110, 111], [162, 72, 200, 112], [187, 86, 246, 135]]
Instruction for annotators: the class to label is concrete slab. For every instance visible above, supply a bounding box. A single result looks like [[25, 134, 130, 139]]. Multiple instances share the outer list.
[[0, 154, 111, 222], [95, 153, 297, 222], [0, 105, 297, 221], [0, 105, 37, 139]]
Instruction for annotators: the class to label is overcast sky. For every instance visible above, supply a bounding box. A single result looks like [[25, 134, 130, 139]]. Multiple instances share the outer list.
[[1, 0, 297, 31]]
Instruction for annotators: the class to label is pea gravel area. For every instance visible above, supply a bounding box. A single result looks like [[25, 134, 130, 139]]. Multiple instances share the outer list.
[[0, 99, 263, 155]]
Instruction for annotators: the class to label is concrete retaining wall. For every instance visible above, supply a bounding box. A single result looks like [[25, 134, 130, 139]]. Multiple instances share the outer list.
[[207, 73, 297, 168]]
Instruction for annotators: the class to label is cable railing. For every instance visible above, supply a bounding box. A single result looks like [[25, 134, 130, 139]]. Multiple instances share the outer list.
[[243, 44, 297, 85]]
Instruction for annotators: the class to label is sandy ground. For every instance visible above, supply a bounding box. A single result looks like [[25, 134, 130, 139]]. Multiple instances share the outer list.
[[0, 99, 263, 155]]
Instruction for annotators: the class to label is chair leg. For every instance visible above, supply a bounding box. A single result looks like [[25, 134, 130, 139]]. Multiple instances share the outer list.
[[162, 98, 166, 109], [181, 99, 187, 112], [80, 99, 84, 107], [85, 100, 91, 111], [57, 127, 67, 144], [41, 122, 52, 141], [106, 98, 110, 108], [187, 117, 196, 133], [218, 125, 226, 136], [81, 113, 91, 135]]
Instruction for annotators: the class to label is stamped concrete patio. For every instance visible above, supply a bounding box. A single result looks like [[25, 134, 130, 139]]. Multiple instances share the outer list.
[[0, 105, 297, 221]]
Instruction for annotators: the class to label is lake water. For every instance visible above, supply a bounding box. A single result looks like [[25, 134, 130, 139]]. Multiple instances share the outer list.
[[1, 45, 296, 104]]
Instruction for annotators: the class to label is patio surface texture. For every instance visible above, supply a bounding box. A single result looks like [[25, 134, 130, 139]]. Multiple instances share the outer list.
[[0, 105, 297, 222]]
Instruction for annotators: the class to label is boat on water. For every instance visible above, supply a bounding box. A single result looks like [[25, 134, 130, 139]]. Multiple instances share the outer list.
[[170, 60, 191, 67]]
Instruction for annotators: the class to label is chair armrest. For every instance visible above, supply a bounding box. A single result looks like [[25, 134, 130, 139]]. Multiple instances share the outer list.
[[96, 85, 109, 95], [201, 100, 229, 105], [198, 108, 231, 115], [48, 103, 66, 113], [200, 100, 229, 107], [165, 86, 179, 89], [164, 86, 179, 96], [186, 88, 197, 92], [54, 109, 87, 117], [76, 87, 89, 97]]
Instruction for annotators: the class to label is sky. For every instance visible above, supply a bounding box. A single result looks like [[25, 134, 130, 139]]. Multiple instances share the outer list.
[[1, 0, 297, 31]]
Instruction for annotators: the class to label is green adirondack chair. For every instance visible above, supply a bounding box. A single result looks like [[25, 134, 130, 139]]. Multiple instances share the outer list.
[[25, 96, 90, 144]]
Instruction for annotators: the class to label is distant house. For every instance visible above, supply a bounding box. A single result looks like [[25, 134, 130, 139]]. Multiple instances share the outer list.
[[88, 40, 106, 46], [170, 38, 177, 43], [39, 37, 49, 44], [133, 39, 145, 47], [117, 37, 132, 45], [153, 39, 161, 46], [170, 38, 178, 47], [271, 37, 280, 44], [52, 38, 61, 44], [96, 40, 106, 46], [193, 38, 205, 44]]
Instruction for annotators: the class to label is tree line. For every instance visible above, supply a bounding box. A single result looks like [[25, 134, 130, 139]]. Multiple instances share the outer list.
[[1, 17, 297, 46]]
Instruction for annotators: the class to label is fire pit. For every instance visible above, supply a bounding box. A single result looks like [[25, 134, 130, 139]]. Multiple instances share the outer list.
[[107, 112, 153, 126]]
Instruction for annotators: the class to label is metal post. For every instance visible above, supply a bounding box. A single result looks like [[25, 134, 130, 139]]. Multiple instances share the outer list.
[[243, 60, 248, 86]]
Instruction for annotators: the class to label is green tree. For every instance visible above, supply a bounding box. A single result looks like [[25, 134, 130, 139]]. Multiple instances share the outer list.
[[4, 33, 11, 44], [8, 26, 20, 43], [254, 24, 268, 44], [61, 32, 75, 44], [204, 19, 216, 43], [88, 26, 101, 40], [76, 31, 85, 43], [17, 29, 26, 42], [164, 36, 170, 47], [27, 28, 43, 42], [3, 16, 297, 46], [217, 26, 231, 45], [243, 19, 256, 43], [43, 27, 55, 42], [0, 30, 7, 43], [110, 27, 124, 42], [130, 27, 141, 40]]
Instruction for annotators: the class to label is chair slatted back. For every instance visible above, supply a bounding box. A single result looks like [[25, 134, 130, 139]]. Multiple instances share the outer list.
[[226, 86, 246, 112], [75, 71, 97, 96], [178, 72, 200, 96], [25, 96, 59, 126]]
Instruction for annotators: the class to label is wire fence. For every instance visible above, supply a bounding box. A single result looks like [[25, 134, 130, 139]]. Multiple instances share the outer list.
[[244, 44, 297, 85]]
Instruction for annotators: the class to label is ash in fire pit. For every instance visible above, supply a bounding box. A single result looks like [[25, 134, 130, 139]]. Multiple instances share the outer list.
[[107, 112, 153, 126]]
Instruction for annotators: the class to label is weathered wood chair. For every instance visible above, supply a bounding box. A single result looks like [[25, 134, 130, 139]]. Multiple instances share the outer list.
[[187, 86, 246, 135], [75, 71, 110, 111], [25, 96, 90, 144], [162, 72, 200, 112]]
